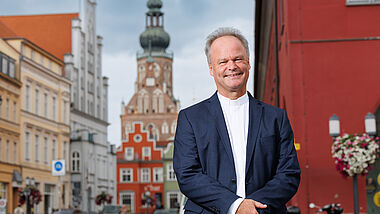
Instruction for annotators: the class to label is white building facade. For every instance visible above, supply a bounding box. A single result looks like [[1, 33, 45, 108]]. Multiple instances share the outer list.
[[65, 0, 116, 213]]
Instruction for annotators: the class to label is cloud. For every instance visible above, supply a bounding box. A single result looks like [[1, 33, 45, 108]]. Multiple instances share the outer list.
[[102, 51, 137, 145], [1, 0, 255, 147]]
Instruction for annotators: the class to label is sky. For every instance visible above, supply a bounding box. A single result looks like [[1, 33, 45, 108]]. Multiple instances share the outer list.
[[1, 0, 255, 146]]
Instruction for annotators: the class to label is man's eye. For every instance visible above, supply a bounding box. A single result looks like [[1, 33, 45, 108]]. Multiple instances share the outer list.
[[219, 61, 227, 64], [234, 58, 242, 62]]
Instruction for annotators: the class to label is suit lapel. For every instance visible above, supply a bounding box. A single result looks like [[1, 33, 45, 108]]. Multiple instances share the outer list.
[[207, 92, 235, 166], [246, 93, 263, 174]]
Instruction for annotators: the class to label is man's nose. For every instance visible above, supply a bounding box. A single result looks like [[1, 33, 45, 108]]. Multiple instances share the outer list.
[[226, 60, 237, 71]]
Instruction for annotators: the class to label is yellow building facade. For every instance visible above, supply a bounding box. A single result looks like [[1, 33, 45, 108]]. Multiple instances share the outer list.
[[0, 38, 23, 214], [5, 38, 72, 214]]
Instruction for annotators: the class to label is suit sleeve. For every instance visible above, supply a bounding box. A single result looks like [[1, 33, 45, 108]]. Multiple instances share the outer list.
[[246, 109, 301, 212], [173, 110, 240, 214]]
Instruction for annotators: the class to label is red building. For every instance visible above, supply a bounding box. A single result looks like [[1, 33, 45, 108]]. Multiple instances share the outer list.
[[254, 0, 380, 213], [117, 122, 164, 214]]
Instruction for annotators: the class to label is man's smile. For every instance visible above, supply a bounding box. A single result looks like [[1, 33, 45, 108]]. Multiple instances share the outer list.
[[224, 72, 243, 78]]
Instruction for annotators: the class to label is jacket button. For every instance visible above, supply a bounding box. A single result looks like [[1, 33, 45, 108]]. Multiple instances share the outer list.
[[231, 179, 236, 184]]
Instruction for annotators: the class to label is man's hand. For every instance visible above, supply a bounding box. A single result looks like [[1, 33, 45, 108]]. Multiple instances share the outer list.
[[236, 199, 267, 214]]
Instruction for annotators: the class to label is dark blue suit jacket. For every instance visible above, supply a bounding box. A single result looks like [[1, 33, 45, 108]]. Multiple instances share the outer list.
[[173, 92, 300, 214]]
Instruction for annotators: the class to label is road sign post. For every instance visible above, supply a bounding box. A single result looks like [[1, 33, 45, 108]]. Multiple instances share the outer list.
[[52, 160, 65, 211]]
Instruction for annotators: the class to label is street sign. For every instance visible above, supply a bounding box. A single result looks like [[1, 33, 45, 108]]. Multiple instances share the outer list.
[[0, 199, 6, 214], [52, 160, 65, 176]]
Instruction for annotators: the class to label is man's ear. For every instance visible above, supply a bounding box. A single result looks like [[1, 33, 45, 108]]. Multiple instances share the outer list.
[[208, 64, 214, 77]]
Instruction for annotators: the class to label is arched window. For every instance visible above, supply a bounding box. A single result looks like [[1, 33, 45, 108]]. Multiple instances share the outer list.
[[137, 94, 143, 113], [72, 151, 80, 172], [152, 94, 158, 113], [171, 121, 177, 134], [162, 122, 169, 134], [158, 94, 164, 113], [144, 94, 149, 113]]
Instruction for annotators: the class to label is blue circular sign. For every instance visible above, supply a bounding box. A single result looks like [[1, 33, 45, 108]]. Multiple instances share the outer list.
[[54, 161, 63, 171]]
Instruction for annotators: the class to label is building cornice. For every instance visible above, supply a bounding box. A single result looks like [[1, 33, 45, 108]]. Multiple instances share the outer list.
[[71, 108, 110, 126]]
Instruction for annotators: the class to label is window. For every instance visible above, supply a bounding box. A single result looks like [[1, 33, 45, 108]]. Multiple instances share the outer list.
[[26, 85, 30, 111], [25, 132, 30, 160], [0, 183, 7, 200], [63, 141, 67, 165], [120, 168, 133, 183], [13, 102, 16, 122], [142, 147, 151, 160], [6, 140, 9, 162], [52, 139, 56, 160], [31, 50, 35, 60], [346, 0, 380, 5], [158, 94, 164, 113], [167, 163, 176, 181], [5, 98, 9, 120], [2, 56, 8, 74], [141, 168, 150, 183], [162, 122, 169, 134], [120, 192, 134, 213], [167, 192, 180, 209], [35, 135, 39, 162], [72, 151, 80, 172], [44, 93, 48, 117], [124, 147, 134, 160], [144, 94, 149, 113], [35, 89, 39, 115], [13, 142, 17, 164], [63, 101, 67, 123], [52, 97, 56, 120], [171, 121, 176, 134], [153, 167, 163, 182], [44, 137, 48, 164], [9, 61, 15, 78]]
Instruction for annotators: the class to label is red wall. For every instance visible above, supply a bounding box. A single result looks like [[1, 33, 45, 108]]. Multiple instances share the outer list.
[[116, 123, 164, 214], [259, 0, 380, 213]]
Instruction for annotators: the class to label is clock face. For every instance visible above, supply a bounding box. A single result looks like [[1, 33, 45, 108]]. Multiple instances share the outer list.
[[139, 64, 145, 71]]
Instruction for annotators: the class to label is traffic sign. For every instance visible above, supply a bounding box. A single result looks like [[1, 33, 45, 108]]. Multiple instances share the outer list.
[[52, 160, 65, 176], [0, 199, 6, 214]]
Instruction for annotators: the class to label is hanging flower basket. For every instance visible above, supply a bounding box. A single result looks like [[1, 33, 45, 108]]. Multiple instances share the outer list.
[[332, 133, 380, 177], [95, 192, 113, 206], [18, 186, 42, 206]]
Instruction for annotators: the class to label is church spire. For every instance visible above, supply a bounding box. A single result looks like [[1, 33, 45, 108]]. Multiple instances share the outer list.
[[139, 0, 170, 53]]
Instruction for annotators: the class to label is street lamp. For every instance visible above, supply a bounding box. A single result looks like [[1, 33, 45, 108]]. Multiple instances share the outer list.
[[144, 190, 152, 214], [328, 113, 378, 214], [365, 113, 376, 136], [329, 114, 340, 138], [25, 177, 35, 214]]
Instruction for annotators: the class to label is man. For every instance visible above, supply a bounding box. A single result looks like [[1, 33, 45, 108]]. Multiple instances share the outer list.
[[173, 27, 300, 214]]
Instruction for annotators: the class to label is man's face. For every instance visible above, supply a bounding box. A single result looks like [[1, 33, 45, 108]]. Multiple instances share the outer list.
[[208, 36, 250, 98]]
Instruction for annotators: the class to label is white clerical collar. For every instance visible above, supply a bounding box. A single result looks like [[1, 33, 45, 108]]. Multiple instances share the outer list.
[[217, 92, 249, 106]]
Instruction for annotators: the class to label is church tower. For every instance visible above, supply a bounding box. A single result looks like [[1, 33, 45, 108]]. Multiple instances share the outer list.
[[121, 0, 179, 143]]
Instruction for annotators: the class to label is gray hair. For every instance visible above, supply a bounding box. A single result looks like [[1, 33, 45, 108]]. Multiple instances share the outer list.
[[204, 27, 250, 64]]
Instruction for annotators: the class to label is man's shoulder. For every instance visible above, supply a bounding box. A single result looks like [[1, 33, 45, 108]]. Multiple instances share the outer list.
[[250, 96, 287, 119], [180, 96, 211, 115]]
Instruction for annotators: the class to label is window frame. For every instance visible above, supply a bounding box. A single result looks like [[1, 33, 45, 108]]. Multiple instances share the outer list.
[[142, 147, 151, 160], [119, 192, 135, 213], [166, 163, 176, 181], [346, 0, 380, 5], [140, 168, 151, 183], [124, 147, 134, 160], [153, 167, 163, 183], [120, 168, 133, 183]]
